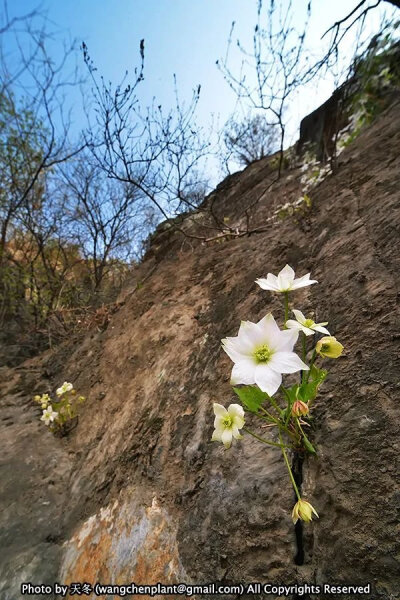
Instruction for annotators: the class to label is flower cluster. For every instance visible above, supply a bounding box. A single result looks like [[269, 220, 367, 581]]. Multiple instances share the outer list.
[[34, 381, 85, 433], [211, 264, 344, 524]]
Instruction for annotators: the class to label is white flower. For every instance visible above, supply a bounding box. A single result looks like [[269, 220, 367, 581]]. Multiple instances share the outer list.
[[211, 403, 245, 449], [255, 264, 317, 293], [40, 405, 59, 426], [56, 381, 73, 396], [222, 314, 309, 396], [286, 309, 330, 336]]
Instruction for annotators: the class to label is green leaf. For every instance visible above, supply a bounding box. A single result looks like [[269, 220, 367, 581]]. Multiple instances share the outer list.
[[299, 365, 327, 403], [301, 431, 317, 455], [285, 384, 300, 403], [282, 384, 300, 422], [233, 385, 268, 414]]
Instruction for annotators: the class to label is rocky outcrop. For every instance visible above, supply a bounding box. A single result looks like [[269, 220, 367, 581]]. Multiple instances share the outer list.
[[297, 82, 350, 161], [1, 99, 400, 600]]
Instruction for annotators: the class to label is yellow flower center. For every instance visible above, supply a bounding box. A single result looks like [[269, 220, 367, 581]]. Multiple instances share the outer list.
[[254, 344, 272, 363], [321, 343, 330, 352], [222, 415, 233, 428], [304, 318, 314, 328]]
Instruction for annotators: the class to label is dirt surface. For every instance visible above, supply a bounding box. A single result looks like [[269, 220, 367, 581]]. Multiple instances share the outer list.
[[1, 99, 399, 600]]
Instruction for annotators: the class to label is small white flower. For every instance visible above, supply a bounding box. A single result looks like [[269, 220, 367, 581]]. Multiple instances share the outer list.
[[286, 309, 330, 337], [40, 405, 59, 426], [222, 314, 308, 396], [211, 403, 245, 449], [255, 264, 317, 293], [56, 381, 73, 396]]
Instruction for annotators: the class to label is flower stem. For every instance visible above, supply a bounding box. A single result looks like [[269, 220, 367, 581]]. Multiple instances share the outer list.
[[284, 292, 289, 328], [279, 431, 301, 501], [258, 406, 280, 424], [297, 419, 309, 440], [256, 408, 298, 441], [302, 334, 307, 383], [305, 349, 317, 383], [244, 427, 291, 449], [269, 395, 284, 417]]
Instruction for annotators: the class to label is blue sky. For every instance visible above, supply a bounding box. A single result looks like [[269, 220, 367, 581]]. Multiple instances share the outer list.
[[4, 1, 393, 177]]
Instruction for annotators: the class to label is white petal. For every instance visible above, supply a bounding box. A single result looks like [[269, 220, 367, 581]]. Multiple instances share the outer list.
[[286, 320, 314, 336], [267, 273, 282, 290], [277, 265, 295, 290], [233, 415, 245, 429], [286, 320, 303, 331], [232, 426, 243, 440], [238, 320, 266, 347], [221, 340, 250, 363], [227, 404, 244, 420], [230, 360, 256, 385], [221, 428, 233, 448], [269, 351, 309, 374], [237, 321, 264, 352], [211, 429, 222, 442], [274, 328, 299, 351], [301, 326, 315, 336], [313, 324, 330, 335], [292, 309, 306, 324], [255, 276, 280, 292], [254, 364, 282, 396], [213, 416, 225, 429], [256, 313, 281, 345], [224, 330, 255, 356], [291, 273, 318, 289], [279, 264, 295, 280], [213, 403, 228, 417]]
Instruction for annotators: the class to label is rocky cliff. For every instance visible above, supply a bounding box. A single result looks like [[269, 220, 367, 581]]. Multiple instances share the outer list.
[[1, 98, 399, 600]]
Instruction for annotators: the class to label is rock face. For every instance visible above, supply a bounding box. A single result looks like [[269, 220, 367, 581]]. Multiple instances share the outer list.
[[1, 100, 400, 600], [297, 82, 350, 161]]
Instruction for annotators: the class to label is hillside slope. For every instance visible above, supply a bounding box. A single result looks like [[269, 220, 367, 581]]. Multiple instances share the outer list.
[[1, 99, 399, 600]]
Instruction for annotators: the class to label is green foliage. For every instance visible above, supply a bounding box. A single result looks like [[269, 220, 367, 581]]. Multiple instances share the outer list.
[[276, 194, 312, 221], [34, 383, 86, 435], [301, 430, 317, 455], [342, 26, 400, 147], [233, 385, 268, 413], [295, 365, 328, 404]]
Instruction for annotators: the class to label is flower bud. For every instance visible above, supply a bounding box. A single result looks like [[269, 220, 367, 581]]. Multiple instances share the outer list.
[[292, 399, 309, 417], [292, 498, 319, 524], [316, 336, 343, 358]]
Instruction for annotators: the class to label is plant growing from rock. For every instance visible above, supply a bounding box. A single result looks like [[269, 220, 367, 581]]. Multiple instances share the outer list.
[[34, 382, 85, 434], [211, 265, 343, 523], [336, 25, 400, 153]]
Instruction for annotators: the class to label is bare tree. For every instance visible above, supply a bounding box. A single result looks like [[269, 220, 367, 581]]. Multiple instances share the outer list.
[[0, 9, 85, 267], [83, 43, 211, 232], [218, 0, 311, 176], [305, 0, 400, 81], [221, 112, 279, 172], [60, 156, 157, 291]]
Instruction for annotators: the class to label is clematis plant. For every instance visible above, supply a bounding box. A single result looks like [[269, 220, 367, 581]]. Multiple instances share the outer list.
[[34, 382, 85, 434], [211, 264, 343, 524]]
